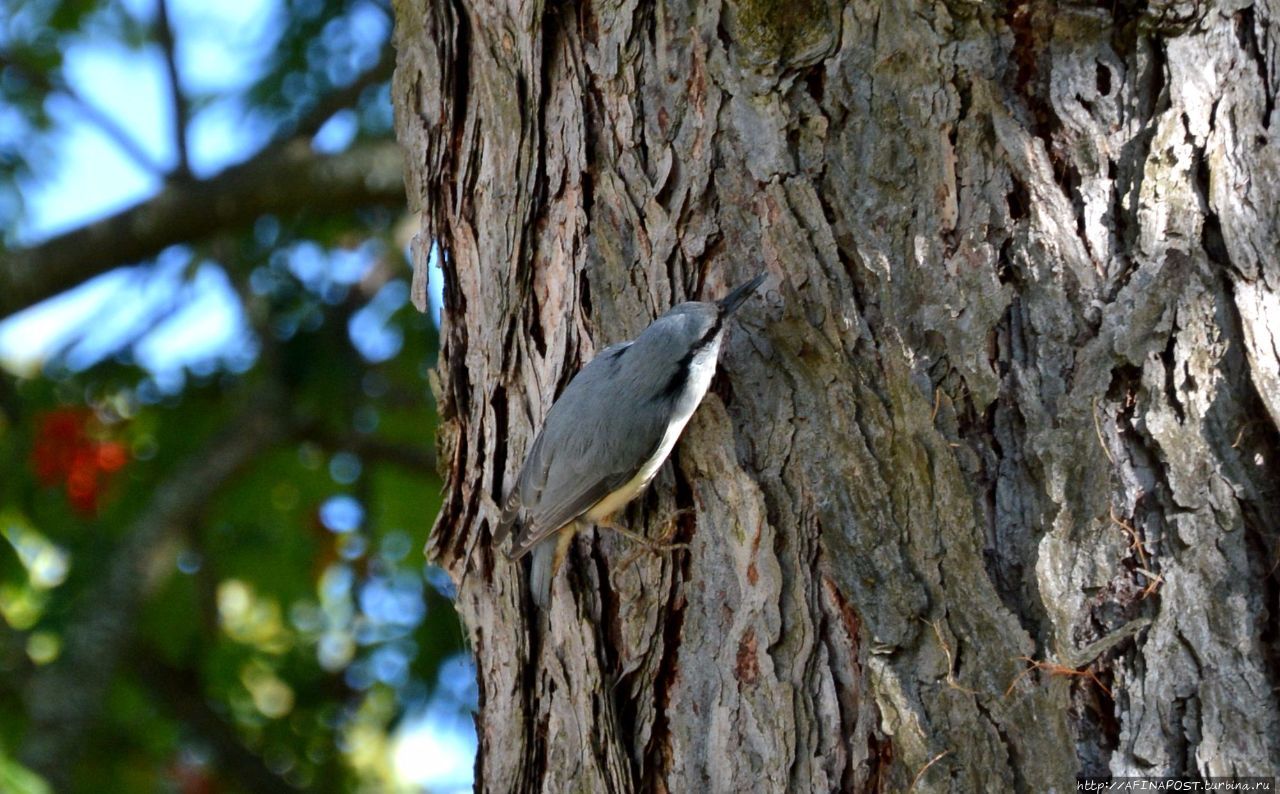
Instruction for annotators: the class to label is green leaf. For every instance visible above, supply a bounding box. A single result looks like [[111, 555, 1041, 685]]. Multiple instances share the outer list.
[[0, 749, 52, 794]]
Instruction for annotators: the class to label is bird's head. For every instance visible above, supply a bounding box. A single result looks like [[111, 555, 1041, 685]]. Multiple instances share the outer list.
[[714, 272, 767, 316], [634, 271, 762, 361], [653, 272, 767, 344]]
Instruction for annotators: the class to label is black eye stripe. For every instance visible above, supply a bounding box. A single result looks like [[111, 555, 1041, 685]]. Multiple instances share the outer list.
[[693, 315, 724, 352], [655, 316, 722, 402]]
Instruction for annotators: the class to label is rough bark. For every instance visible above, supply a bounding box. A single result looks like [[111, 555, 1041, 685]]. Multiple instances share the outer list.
[[393, 0, 1280, 789]]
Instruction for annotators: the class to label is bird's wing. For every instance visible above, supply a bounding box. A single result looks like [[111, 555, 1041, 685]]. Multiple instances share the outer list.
[[490, 489, 520, 549], [503, 355, 670, 560], [506, 467, 638, 560], [491, 429, 547, 550]]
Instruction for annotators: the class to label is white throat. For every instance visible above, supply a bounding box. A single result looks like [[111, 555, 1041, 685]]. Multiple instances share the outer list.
[[584, 333, 723, 522]]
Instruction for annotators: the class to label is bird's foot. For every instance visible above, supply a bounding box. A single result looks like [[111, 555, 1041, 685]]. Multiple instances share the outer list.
[[652, 508, 692, 546], [606, 510, 692, 570]]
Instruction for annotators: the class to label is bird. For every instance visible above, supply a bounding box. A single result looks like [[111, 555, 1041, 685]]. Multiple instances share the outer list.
[[494, 273, 767, 606]]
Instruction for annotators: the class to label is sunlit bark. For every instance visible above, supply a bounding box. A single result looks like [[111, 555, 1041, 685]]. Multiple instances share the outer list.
[[394, 0, 1280, 788]]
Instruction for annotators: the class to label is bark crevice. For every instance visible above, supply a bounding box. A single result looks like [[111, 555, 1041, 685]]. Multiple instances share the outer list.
[[393, 0, 1280, 787]]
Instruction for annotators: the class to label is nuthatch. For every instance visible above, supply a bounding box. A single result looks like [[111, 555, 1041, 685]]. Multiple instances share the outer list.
[[494, 273, 767, 606]]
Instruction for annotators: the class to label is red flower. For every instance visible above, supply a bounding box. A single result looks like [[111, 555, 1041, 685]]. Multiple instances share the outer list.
[[96, 442, 128, 473], [30, 408, 130, 516], [31, 409, 86, 486]]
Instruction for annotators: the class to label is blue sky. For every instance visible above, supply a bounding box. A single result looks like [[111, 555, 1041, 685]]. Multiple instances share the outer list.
[[1, 0, 463, 788], [0, 0, 260, 376], [1, 0, 443, 378]]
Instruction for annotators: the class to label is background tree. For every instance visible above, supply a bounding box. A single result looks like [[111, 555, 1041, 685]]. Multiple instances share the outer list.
[[1, 0, 472, 791], [394, 0, 1279, 789]]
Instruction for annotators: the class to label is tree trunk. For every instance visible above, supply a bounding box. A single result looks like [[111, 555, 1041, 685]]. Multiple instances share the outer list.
[[391, 0, 1280, 789]]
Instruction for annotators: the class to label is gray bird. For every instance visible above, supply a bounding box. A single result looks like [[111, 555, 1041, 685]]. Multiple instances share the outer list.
[[495, 273, 767, 605]]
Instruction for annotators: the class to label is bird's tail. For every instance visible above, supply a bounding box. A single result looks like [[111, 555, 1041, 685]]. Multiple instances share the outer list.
[[529, 539, 555, 609], [491, 490, 521, 551], [528, 526, 574, 609]]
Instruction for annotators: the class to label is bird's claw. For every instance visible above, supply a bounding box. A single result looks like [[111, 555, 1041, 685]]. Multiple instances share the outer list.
[[615, 510, 692, 570]]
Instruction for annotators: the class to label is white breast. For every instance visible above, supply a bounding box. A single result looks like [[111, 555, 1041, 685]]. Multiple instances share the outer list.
[[584, 334, 723, 522]]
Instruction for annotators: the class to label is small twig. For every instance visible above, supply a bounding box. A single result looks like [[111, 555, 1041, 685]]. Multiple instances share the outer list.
[[930, 387, 942, 422], [66, 89, 169, 174], [270, 45, 396, 146], [909, 749, 952, 790], [1108, 506, 1149, 570], [1230, 419, 1265, 449], [1109, 507, 1163, 597], [1092, 396, 1116, 465], [924, 618, 977, 695], [0, 54, 165, 174], [1005, 655, 1111, 698], [1004, 657, 1037, 697], [155, 0, 191, 178], [1135, 568, 1164, 598]]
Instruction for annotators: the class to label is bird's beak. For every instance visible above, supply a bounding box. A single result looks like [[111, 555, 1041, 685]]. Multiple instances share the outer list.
[[716, 273, 767, 315]]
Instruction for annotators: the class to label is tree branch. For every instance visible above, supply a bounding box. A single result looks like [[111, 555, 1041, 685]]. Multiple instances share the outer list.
[[304, 426, 438, 474], [19, 388, 286, 788], [0, 53, 165, 175], [0, 141, 404, 319], [275, 45, 396, 144], [154, 0, 191, 179], [71, 88, 171, 175]]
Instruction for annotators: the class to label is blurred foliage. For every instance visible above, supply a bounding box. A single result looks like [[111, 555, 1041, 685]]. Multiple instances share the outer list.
[[0, 0, 470, 791], [1, 0, 160, 227]]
